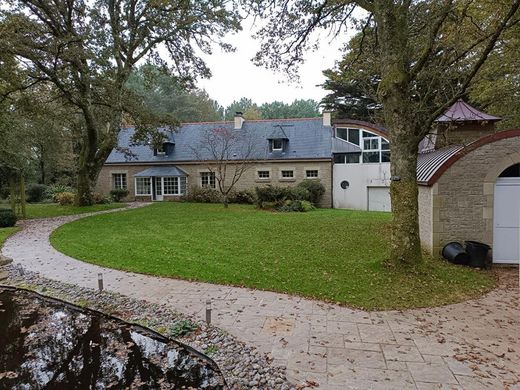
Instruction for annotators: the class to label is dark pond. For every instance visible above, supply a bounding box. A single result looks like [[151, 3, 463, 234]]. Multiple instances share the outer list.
[[0, 287, 225, 389]]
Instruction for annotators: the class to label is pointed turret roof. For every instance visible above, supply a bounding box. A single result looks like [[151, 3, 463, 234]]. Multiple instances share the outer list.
[[435, 100, 501, 123]]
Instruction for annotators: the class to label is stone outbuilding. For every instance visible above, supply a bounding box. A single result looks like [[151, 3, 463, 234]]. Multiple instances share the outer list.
[[417, 100, 520, 264]]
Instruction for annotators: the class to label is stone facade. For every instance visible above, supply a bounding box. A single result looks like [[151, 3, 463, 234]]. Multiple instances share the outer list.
[[96, 160, 333, 207], [434, 122, 496, 148], [420, 134, 520, 256], [418, 185, 433, 252]]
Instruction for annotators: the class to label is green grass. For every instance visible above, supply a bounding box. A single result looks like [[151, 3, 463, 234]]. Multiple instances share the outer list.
[[0, 226, 21, 248], [50, 203, 495, 309], [0, 203, 125, 219]]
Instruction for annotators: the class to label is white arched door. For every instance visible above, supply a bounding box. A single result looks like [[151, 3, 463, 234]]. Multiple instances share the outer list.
[[493, 176, 520, 264]]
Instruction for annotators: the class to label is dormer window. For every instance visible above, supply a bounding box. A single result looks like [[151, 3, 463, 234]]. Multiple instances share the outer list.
[[272, 139, 283, 151], [155, 145, 165, 156], [154, 141, 174, 156]]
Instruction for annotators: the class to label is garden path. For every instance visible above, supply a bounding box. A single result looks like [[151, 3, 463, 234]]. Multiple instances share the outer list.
[[2, 204, 519, 390]]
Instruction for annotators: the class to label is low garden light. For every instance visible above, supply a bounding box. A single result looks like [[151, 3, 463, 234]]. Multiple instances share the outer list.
[[206, 299, 212, 325], [97, 273, 103, 292]]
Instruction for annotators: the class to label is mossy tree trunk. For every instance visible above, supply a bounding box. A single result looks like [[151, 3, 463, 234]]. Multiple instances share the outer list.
[[9, 176, 16, 214], [19, 175, 26, 219], [374, 1, 422, 266]]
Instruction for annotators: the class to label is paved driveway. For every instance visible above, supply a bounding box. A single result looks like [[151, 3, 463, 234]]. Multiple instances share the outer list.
[[2, 206, 519, 389]]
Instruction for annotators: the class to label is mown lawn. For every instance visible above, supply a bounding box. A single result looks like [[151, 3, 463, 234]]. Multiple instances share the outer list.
[[50, 202, 495, 309], [0, 203, 125, 219], [0, 227, 21, 248]]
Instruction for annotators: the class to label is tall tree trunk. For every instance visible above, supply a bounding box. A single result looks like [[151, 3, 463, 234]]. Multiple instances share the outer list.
[[40, 158, 45, 185], [9, 175, 16, 213], [375, 1, 422, 266], [19, 176, 26, 219], [75, 111, 118, 206]]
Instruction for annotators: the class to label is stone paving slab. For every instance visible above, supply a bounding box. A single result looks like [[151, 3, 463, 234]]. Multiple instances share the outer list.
[[2, 204, 519, 389]]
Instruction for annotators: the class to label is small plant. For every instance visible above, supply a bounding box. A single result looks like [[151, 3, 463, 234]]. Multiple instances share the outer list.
[[56, 192, 75, 205], [204, 345, 219, 356], [110, 188, 129, 202], [26, 183, 48, 203], [0, 209, 17, 227], [168, 319, 199, 338]]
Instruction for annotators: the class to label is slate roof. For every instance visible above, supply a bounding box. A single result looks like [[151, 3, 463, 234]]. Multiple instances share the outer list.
[[106, 118, 334, 164], [331, 138, 362, 154], [435, 100, 501, 123], [134, 166, 188, 177]]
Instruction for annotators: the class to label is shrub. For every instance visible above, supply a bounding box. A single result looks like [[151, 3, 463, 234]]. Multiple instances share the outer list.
[[92, 192, 111, 204], [110, 188, 129, 202], [255, 185, 312, 209], [276, 200, 315, 212], [45, 184, 75, 202], [0, 209, 17, 227], [255, 186, 291, 207], [56, 192, 75, 205], [297, 180, 325, 205], [228, 189, 256, 204], [184, 186, 222, 203], [26, 184, 48, 203]]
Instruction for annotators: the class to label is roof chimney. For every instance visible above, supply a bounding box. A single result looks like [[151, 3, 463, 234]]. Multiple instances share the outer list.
[[323, 110, 332, 127], [234, 112, 244, 130]]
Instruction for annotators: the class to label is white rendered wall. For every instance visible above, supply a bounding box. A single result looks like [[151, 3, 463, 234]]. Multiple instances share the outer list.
[[333, 163, 391, 210]]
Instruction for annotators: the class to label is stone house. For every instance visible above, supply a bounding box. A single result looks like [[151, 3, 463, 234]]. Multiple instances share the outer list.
[[96, 100, 519, 264], [417, 100, 520, 265], [96, 113, 392, 210]]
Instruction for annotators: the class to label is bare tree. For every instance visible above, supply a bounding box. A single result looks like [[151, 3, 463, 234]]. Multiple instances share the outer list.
[[192, 127, 256, 208]]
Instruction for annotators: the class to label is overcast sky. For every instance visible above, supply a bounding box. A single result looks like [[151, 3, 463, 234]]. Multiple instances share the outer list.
[[197, 19, 352, 107]]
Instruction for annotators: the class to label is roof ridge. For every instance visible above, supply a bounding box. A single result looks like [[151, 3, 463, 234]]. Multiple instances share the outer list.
[[180, 117, 322, 125]]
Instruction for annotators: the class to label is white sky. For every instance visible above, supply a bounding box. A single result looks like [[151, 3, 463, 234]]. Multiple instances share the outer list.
[[197, 19, 353, 107]]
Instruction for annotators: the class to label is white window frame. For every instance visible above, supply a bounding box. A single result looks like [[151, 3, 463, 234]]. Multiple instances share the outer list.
[[112, 173, 127, 190], [305, 169, 319, 179], [360, 130, 389, 164], [257, 170, 270, 179], [135, 177, 151, 196], [280, 170, 294, 179], [272, 139, 283, 151], [335, 127, 390, 164], [200, 172, 216, 188]]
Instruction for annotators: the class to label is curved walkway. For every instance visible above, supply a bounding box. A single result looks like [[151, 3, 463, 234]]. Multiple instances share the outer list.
[[2, 205, 519, 390]]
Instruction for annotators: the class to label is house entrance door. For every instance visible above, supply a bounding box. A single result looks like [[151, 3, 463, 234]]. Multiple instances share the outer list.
[[155, 177, 163, 201]]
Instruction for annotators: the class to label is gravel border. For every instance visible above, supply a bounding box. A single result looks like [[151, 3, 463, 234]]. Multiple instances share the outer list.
[[3, 264, 297, 390]]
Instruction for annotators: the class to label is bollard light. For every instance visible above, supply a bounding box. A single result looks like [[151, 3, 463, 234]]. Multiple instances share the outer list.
[[205, 299, 212, 325], [97, 273, 104, 292]]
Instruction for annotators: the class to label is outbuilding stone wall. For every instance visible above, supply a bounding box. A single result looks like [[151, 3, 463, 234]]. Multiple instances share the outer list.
[[422, 136, 520, 256]]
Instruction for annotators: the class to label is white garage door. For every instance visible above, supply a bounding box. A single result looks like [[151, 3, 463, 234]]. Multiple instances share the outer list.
[[493, 177, 520, 264], [368, 187, 391, 212]]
